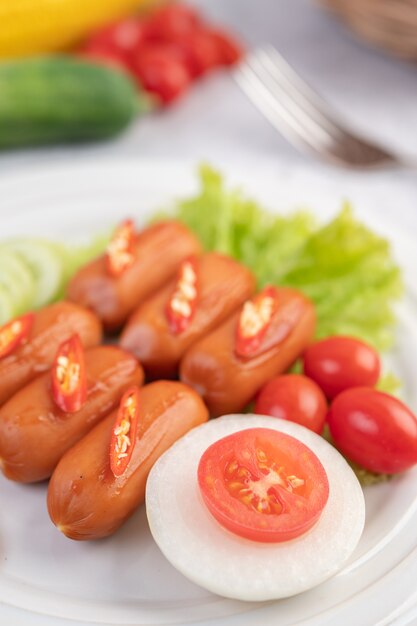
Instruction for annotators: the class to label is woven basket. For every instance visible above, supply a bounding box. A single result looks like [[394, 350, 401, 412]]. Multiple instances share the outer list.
[[321, 0, 417, 60]]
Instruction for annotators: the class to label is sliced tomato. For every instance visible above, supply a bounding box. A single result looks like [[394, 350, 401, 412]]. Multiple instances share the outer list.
[[0, 312, 34, 359], [51, 334, 87, 414], [105, 219, 136, 277], [146, 4, 200, 41], [165, 256, 198, 334], [235, 286, 278, 358], [110, 386, 140, 477], [198, 427, 329, 543]]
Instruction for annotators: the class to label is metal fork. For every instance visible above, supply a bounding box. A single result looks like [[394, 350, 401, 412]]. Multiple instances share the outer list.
[[235, 45, 415, 169]]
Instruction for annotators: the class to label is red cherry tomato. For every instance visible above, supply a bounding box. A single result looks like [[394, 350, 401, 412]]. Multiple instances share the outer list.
[[82, 19, 149, 60], [255, 375, 327, 434], [328, 387, 417, 474], [146, 4, 200, 41], [208, 29, 244, 66], [178, 30, 223, 77], [198, 427, 329, 543], [303, 336, 381, 399], [132, 44, 191, 103]]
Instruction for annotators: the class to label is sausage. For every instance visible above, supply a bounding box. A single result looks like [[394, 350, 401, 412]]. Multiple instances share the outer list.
[[47, 381, 209, 540], [67, 221, 201, 331], [120, 253, 256, 378], [180, 287, 316, 416], [0, 346, 144, 482], [0, 301, 102, 407]]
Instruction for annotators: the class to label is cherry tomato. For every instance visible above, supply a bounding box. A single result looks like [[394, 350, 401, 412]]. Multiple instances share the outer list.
[[146, 4, 200, 41], [132, 44, 191, 104], [208, 29, 244, 66], [178, 30, 223, 77], [198, 427, 329, 543], [82, 19, 149, 60], [51, 334, 87, 414], [303, 336, 381, 399], [255, 375, 327, 434], [0, 313, 34, 359], [328, 388, 417, 474], [110, 386, 140, 478]]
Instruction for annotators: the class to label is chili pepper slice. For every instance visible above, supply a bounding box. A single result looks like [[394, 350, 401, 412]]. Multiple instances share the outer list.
[[0, 312, 34, 359], [110, 386, 140, 477], [105, 219, 136, 277], [235, 286, 279, 358], [165, 256, 198, 334], [51, 334, 87, 414]]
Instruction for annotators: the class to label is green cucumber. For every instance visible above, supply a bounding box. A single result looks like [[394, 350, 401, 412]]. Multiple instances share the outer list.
[[1, 239, 65, 307], [0, 56, 148, 149], [0, 250, 36, 315]]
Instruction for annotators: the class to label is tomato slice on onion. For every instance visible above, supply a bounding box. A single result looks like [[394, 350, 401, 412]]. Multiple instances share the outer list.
[[198, 428, 329, 543], [110, 386, 140, 477], [51, 334, 87, 414], [0, 312, 34, 359]]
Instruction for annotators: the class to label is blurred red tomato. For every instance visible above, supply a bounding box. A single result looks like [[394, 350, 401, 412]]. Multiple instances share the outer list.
[[178, 30, 223, 77], [132, 44, 191, 103], [83, 19, 148, 58], [146, 4, 200, 41], [208, 29, 243, 65]]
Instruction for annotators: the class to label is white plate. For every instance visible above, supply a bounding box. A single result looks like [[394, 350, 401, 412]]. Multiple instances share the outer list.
[[0, 159, 416, 626]]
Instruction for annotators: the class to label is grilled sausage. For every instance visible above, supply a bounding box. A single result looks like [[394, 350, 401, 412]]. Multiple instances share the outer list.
[[47, 381, 209, 540], [180, 287, 316, 416], [120, 253, 256, 378], [67, 221, 201, 331], [0, 346, 144, 482], [0, 301, 102, 407]]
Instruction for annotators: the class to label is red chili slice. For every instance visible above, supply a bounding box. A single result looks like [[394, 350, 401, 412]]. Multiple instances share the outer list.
[[235, 286, 279, 358], [165, 256, 198, 334], [51, 334, 87, 414], [105, 219, 136, 277], [0, 312, 34, 359], [110, 386, 140, 477]]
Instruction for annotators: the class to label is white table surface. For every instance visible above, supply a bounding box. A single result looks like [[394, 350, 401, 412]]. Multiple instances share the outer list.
[[0, 1, 416, 624]]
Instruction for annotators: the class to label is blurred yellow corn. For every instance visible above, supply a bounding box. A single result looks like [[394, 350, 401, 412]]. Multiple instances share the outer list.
[[0, 0, 159, 59]]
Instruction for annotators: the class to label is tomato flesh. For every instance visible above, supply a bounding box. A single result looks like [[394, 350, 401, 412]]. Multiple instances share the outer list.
[[0, 312, 34, 359], [303, 336, 381, 399], [198, 428, 329, 543], [110, 386, 140, 477], [255, 375, 328, 434], [328, 387, 417, 474], [51, 334, 87, 414]]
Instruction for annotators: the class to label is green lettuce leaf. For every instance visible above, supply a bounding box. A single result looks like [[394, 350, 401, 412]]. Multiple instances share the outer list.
[[162, 164, 403, 351]]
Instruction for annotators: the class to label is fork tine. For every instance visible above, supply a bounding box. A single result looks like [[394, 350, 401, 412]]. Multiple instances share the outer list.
[[235, 63, 326, 156], [259, 45, 348, 140], [237, 52, 339, 158]]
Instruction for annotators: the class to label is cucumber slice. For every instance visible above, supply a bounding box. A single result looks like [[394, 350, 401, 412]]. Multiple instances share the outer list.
[[0, 250, 36, 315], [2, 239, 65, 308], [0, 284, 15, 325]]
